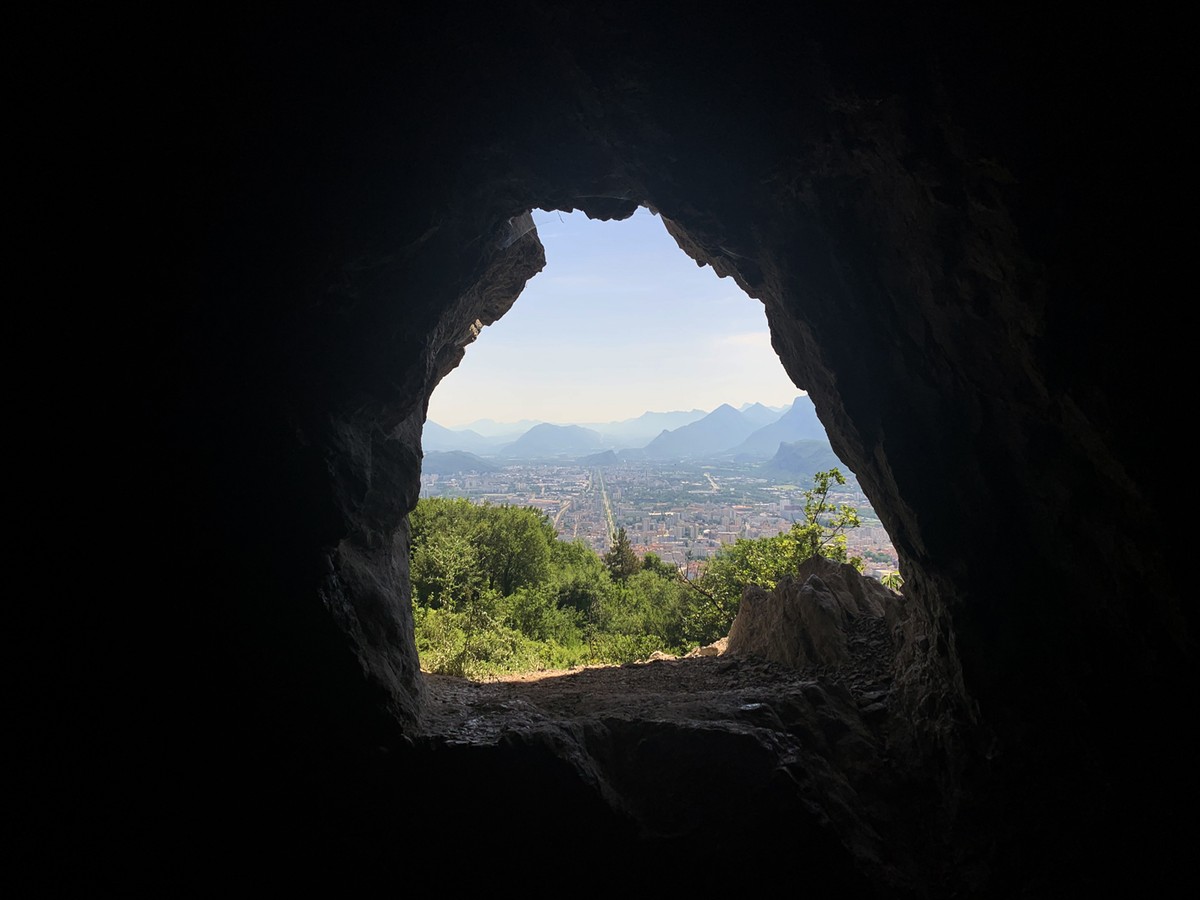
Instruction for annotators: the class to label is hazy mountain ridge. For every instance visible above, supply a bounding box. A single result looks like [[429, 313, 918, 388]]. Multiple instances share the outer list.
[[726, 395, 827, 458], [583, 408, 709, 446], [421, 420, 498, 454], [578, 449, 619, 466], [458, 417, 547, 438], [642, 403, 760, 458], [762, 439, 843, 478], [497, 423, 612, 458], [421, 450, 500, 474], [425, 395, 821, 461], [738, 402, 784, 428]]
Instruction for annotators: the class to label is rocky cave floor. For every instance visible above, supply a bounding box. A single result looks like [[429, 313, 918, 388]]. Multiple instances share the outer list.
[[418, 613, 896, 741], [411, 613, 995, 897]]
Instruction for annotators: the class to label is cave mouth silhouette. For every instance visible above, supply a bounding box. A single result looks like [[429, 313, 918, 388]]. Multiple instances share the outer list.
[[77, 6, 1187, 893], [414, 205, 902, 678]]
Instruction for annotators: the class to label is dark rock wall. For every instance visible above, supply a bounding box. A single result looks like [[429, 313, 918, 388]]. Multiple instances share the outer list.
[[99, 1, 1189, 892]]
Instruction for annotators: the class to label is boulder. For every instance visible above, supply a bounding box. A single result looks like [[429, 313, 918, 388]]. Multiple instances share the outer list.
[[726, 556, 893, 669]]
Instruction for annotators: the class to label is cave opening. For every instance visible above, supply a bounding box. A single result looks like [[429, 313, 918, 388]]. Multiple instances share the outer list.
[[413, 206, 902, 680], [28, 7, 1186, 894]]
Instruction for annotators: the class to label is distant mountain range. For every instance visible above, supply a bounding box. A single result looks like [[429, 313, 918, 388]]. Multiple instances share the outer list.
[[454, 408, 716, 445], [739, 402, 784, 428], [728, 395, 828, 457], [423, 395, 832, 464], [578, 449, 619, 466], [498, 423, 610, 458], [421, 450, 499, 474], [642, 403, 761, 458], [581, 408, 710, 447], [421, 420, 498, 454]]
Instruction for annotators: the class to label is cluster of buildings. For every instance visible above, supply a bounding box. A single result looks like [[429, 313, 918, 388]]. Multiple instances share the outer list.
[[420, 461, 901, 580]]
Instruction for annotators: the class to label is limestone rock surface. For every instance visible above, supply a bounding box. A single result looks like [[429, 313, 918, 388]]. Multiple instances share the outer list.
[[727, 555, 894, 670]]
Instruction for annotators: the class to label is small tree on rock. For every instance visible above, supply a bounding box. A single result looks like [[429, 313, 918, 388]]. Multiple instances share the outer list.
[[789, 467, 863, 564], [678, 467, 866, 644]]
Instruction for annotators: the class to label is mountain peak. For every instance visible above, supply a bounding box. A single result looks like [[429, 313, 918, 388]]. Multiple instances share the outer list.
[[642, 403, 756, 458]]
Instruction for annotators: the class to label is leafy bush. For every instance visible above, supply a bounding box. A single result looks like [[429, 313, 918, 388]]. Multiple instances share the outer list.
[[585, 631, 665, 666], [409, 468, 867, 678], [414, 602, 586, 678]]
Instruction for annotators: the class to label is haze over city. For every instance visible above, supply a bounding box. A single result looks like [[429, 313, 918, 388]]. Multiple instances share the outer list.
[[425, 207, 801, 429]]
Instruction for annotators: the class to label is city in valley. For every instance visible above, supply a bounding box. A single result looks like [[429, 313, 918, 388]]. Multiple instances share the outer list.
[[419, 459, 901, 580]]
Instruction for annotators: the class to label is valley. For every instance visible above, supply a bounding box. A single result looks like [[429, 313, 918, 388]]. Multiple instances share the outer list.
[[421, 395, 900, 578], [419, 457, 900, 578]]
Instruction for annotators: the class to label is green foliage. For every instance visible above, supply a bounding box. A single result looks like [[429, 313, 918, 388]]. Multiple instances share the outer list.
[[408, 468, 869, 678], [602, 526, 640, 582], [549, 538, 614, 617], [686, 533, 797, 644], [413, 601, 575, 679], [640, 552, 678, 580], [477, 502, 557, 595], [682, 468, 866, 644], [409, 500, 482, 610], [790, 467, 864, 564], [411, 499, 600, 677], [410, 497, 556, 605], [880, 570, 904, 591], [504, 583, 586, 646], [591, 569, 690, 656], [584, 631, 665, 666]]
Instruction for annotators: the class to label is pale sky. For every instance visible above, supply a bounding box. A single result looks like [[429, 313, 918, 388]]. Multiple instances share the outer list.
[[426, 207, 801, 429]]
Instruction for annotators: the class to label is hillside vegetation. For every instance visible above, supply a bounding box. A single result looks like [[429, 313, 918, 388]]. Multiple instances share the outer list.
[[410, 469, 869, 678]]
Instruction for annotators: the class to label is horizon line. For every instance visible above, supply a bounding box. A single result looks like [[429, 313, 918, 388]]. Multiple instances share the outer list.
[[427, 393, 808, 431]]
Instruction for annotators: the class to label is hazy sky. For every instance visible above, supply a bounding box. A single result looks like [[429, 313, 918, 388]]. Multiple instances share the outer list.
[[426, 207, 802, 428]]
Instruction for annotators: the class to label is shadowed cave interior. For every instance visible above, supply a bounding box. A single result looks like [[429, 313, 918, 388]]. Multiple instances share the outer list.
[[80, 3, 1193, 896]]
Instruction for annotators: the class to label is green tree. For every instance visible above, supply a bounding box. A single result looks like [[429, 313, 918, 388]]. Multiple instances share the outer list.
[[411, 497, 558, 602], [788, 467, 863, 564], [602, 526, 640, 582], [409, 525, 482, 610], [409, 498, 483, 610], [589, 569, 691, 664], [504, 583, 584, 646], [409, 496, 478, 548], [640, 551, 678, 580], [474, 503, 556, 596], [550, 538, 615, 617], [411, 498, 573, 677]]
